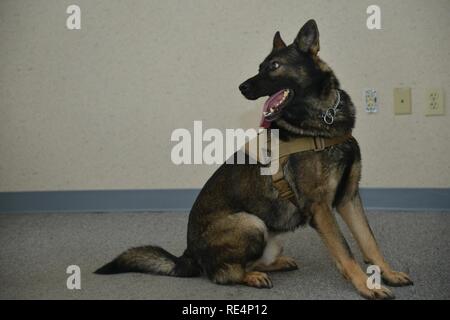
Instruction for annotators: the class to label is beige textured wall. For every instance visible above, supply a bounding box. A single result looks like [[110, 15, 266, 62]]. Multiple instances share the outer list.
[[0, 0, 449, 192]]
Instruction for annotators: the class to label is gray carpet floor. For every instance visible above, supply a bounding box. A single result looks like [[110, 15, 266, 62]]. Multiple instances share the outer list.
[[0, 211, 449, 300]]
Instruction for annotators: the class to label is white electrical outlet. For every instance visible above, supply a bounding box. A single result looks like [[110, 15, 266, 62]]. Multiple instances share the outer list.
[[425, 88, 445, 116], [364, 89, 378, 113]]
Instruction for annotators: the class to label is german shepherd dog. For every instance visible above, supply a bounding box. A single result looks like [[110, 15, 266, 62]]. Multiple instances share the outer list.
[[96, 20, 413, 299]]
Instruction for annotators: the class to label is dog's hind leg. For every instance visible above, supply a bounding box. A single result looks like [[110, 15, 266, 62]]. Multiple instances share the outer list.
[[252, 256, 298, 272], [211, 264, 273, 289], [251, 234, 298, 272], [203, 212, 273, 289], [337, 191, 413, 287]]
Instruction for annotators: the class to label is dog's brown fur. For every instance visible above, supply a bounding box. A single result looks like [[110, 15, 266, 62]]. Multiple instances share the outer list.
[[95, 20, 413, 299]]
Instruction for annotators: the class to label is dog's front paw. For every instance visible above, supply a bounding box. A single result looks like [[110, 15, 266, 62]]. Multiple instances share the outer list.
[[382, 270, 413, 287], [357, 285, 395, 300]]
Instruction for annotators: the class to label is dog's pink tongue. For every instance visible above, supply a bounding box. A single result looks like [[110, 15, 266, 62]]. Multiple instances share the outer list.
[[260, 98, 272, 128], [260, 116, 271, 129], [260, 90, 285, 128]]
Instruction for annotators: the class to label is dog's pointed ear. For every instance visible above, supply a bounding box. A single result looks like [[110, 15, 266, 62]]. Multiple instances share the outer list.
[[273, 31, 287, 50], [294, 19, 320, 55]]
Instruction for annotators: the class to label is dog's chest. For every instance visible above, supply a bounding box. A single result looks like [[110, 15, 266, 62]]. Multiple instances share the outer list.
[[287, 149, 348, 203]]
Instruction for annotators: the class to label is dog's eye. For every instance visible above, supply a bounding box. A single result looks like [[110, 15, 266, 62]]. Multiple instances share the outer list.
[[270, 61, 280, 71]]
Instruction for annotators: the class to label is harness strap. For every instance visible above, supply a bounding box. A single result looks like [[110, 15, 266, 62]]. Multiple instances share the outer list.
[[244, 132, 353, 206], [276, 133, 353, 160], [272, 156, 297, 204]]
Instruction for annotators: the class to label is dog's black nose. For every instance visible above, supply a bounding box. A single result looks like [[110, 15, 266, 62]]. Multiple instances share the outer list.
[[239, 82, 251, 94]]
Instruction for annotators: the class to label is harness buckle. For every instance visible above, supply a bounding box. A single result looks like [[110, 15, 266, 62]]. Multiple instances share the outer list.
[[313, 136, 325, 151]]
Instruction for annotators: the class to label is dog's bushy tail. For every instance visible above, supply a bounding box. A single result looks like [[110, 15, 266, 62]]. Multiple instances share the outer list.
[[94, 246, 200, 277]]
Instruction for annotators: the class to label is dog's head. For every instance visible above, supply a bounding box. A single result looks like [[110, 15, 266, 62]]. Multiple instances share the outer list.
[[239, 20, 341, 130]]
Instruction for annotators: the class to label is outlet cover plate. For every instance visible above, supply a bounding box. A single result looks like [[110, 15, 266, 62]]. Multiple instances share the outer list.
[[425, 88, 445, 116], [394, 88, 412, 115], [364, 89, 378, 113]]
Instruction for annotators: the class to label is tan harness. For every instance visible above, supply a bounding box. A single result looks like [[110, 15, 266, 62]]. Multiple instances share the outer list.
[[244, 132, 353, 205]]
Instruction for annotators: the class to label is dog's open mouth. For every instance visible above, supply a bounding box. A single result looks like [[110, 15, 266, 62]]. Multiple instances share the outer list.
[[260, 89, 293, 128]]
